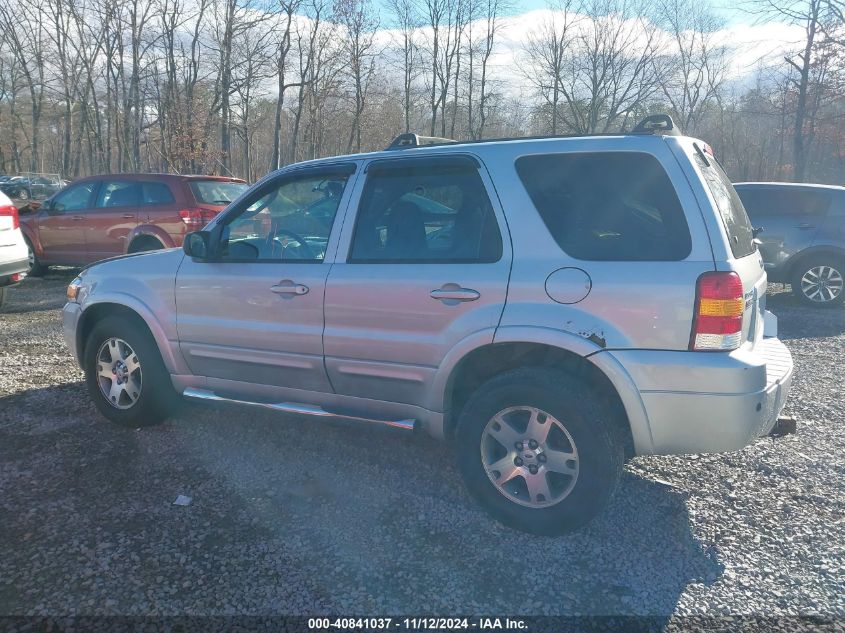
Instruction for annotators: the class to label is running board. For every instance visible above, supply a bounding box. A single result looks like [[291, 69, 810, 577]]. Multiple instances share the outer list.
[[182, 387, 418, 431]]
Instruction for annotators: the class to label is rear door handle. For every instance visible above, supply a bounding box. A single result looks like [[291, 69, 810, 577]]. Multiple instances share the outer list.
[[430, 286, 480, 303], [72, 215, 84, 221], [795, 223, 815, 230], [270, 281, 309, 296], [122, 214, 135, 219]]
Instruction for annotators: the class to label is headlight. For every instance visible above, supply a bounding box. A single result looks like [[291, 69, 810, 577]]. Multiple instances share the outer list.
[[66, 277, 83, 302]]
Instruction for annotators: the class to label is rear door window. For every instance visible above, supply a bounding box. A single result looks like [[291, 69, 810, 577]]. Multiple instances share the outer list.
[[737, 187, 831, 221], [515, 152, 691, 261], [693, 153, 755, 258], [141, 182, 175, 206], [96, 181, 141, 208]]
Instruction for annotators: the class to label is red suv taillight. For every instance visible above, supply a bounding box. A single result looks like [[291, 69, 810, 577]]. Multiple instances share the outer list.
[[179, 207, 218, 230], [0, 204, 19, 230], [690, 271, 744, 351]]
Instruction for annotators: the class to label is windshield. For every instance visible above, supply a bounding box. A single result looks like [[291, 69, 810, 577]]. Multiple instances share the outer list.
[[190, 180, 248, 205]]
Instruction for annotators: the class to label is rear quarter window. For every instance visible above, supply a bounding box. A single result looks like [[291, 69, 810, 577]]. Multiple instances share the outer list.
[[515, 151, 692, 261], [694, 152, 755, 258]]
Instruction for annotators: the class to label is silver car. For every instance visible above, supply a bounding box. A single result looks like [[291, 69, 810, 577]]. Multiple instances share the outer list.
[[63, 116, 793, 535]]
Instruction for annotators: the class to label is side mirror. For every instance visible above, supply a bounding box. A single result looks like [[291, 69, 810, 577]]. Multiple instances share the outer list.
[[184, 231, 212, 260], [752, 226, 764, 238]]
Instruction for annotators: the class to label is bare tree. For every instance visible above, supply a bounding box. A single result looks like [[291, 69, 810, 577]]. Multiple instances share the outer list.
[[335, 0, 379, 152], [387, 0, 421, 132], [655, 0, 728, 133]]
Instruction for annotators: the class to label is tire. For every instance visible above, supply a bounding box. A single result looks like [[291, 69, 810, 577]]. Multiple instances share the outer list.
[[128, 237, 164, 254], [83, 315, 179, 427], [790, 255, 845, 307], [24, 238, 46, 277], [0, 287, 5, 310], [455, 368, 624, 536]]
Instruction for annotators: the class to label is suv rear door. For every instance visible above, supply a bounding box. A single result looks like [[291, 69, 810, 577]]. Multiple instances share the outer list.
[[323, 155, 511, 409], [86, 179, 141, 262], [735, 184, 830, 278]]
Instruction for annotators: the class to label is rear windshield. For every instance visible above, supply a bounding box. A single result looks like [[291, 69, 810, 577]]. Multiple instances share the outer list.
[[694, 151, 755, 258], [190, 180, 248, 205], [515, 151, 692, 261]]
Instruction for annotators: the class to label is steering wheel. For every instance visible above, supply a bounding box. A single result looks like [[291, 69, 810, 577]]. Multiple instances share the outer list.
[[267, 227, 317, 260]]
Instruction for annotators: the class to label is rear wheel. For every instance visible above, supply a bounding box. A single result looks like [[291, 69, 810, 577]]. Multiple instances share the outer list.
[[791, 256, 844, 307], [455, 368, 623, 536], [128, 236, 164, 254], [84, 315, 179, 427]]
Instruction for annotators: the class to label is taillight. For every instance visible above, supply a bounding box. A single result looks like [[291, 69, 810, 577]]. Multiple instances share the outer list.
[[179, 208, 218, 230], [0, 204, 19, 230], [690, 271, 744, 351]]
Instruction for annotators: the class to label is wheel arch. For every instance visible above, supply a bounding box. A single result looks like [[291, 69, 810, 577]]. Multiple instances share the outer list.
[[439, 332, 652, 457], [126, 225, 174, 253], [76, 299, 183, 375], [783, 245, 845, 280]]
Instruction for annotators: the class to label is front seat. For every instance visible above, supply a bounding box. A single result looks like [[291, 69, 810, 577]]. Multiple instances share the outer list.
[[384, 200, 427, 259]]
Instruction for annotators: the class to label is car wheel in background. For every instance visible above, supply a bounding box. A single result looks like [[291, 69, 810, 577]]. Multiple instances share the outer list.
[[24, 238, 46, 277], [791, 256, 845, 307], [127, 236, 165, 254], [83, 315, 179, 427], [455, 368, 623, 536]]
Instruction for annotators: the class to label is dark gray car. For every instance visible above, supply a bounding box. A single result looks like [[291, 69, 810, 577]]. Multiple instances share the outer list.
[[735, 182, 845, 306]]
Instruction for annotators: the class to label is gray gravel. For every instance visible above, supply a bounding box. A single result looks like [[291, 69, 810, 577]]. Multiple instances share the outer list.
[[0, 272, 844, 617]]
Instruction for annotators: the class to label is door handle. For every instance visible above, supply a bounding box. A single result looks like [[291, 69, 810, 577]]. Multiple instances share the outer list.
[[122, 214, 135, 219], [270, 281, 309, 296], [795, 223, 815, 230], [430, 286, 480, 303], [72, 215, 84, 221]]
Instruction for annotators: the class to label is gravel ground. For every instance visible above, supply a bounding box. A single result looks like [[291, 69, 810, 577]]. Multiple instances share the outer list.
[[0, 270, 843, 620]]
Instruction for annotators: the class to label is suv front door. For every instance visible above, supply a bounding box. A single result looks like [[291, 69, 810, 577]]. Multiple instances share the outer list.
[[323, 155, 512, 409], [38, 180, 98, 264], [175, 164, 356, 394]]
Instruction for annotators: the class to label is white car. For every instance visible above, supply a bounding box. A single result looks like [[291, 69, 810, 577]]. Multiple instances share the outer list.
[[0, 190, 29, 309]]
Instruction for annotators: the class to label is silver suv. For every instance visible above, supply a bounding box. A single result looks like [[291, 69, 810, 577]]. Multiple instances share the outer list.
[[64, 116, 794, 535]]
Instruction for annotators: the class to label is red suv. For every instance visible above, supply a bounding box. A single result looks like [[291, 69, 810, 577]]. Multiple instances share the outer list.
[[20, 174, 247, 274]]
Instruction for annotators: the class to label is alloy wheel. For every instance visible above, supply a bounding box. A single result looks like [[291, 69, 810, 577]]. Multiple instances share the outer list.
[[96, 337, 142, 410], [480, 406, 579, 508], [801, 265, 844, 303]]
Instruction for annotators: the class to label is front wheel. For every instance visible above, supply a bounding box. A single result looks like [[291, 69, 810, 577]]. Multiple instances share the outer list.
[[455, 368, 623, 536], [84, 316, 179, 427], [24, 238, 46, 277], [791, 256, 844, 307]]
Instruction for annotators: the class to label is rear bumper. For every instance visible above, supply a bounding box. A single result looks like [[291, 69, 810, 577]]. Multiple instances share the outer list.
[[0, 256, 29, 285], [610, 337, 794, 455]]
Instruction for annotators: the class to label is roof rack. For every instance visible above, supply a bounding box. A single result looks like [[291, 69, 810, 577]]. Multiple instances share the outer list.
[[631, 114, 680, 136], [386, 133, 457, 150], [383, 114, 680, 152]]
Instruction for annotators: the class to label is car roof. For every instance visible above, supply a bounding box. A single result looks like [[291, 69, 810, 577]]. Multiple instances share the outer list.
[[69, 173, 246, 183], [282, 133, 681, 172]]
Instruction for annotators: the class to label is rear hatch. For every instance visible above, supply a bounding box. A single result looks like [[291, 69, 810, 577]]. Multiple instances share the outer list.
[[186, 178, 249, 220], [687, 142, 766, 349]]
